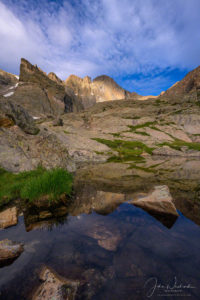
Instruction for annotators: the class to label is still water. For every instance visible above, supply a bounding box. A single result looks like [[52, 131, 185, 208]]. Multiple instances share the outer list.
[[0, 162, 200, 299]]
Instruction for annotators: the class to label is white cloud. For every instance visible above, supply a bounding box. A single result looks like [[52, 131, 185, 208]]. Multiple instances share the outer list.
[[0, 0, 200, 94]]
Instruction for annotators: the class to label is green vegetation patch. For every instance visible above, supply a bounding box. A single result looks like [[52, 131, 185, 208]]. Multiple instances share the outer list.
[[0, 167, 73, 207], [128, 121, 156, 132], [158, 140, 200, 152], [127, 121, 163, 136], [93, 138, 154, 162]]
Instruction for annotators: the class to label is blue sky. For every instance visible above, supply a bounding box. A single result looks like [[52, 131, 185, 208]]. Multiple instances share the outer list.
[[0, 0, 200, 95]]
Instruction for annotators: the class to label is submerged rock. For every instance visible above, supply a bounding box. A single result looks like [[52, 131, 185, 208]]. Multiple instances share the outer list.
[[32, 266, 79, 300], [84, 223, 122, 251], [0, 239, 23, 266], [82, 268, 106, 299], [131, 185, 179, 217], [0, 207, 18, 229]]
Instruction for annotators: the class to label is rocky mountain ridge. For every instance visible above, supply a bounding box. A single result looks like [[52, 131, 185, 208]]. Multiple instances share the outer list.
[[163, 66, 200, 99], [0, 58, 159, 114], [0, 59, 200, 173]]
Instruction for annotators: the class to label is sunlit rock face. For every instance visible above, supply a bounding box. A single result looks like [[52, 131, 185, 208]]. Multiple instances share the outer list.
[[48, 72, 63, 85], [64, 74, 134, 108]]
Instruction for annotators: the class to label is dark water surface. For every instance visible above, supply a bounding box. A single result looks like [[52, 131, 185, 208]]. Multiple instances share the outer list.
[[0, 168, 200, 299]]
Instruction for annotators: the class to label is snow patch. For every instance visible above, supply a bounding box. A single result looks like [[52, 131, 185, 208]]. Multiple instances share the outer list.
[[33, 116, 40, 120], [7, 83, 18, 91], [3, 92, 14, 97]]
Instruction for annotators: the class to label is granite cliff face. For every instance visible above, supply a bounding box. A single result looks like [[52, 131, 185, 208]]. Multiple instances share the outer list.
[[92, 75, 131, 102], [17, 58, 83, 116], [47, 72, 63, 85], [0, 59, 84, 118], [64, 74, 133, 108]]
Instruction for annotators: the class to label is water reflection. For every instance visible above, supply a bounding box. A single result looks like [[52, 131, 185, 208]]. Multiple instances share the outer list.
[[23, 185, 179, 232], [0, 159, 200, 299]]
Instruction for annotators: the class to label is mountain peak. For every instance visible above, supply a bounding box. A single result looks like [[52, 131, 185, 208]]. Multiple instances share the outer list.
[[163, 65, 200, 97]]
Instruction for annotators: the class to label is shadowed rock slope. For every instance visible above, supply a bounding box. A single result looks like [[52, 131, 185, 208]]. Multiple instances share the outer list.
[[0, 69, 18, 96], [3, 59, 83, 118], [163, 65, 200, 99]]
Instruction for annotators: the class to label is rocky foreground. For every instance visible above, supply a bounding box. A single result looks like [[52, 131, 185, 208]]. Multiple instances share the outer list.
[[0, 58, 200, 173]]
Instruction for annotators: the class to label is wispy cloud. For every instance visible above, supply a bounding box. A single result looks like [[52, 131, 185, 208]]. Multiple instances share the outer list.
[[0, 0, 200, 95]]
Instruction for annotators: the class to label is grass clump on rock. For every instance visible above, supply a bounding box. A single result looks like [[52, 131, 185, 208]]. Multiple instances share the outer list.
[[93, 138, 154, 162], [0, 167, 73, 207]]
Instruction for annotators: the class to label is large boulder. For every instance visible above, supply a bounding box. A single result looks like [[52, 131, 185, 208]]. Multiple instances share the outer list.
[[131, 185, 179, 217], [0, 97, 39, 134]]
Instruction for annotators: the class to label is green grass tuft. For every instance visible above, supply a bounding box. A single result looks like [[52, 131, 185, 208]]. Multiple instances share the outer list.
[[0, 167, 73, 207]]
